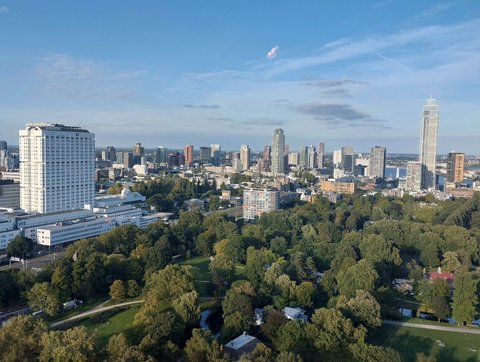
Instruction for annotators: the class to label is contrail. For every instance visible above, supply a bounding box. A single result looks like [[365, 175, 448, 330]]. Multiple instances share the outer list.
[[376, 52, 414, 72]]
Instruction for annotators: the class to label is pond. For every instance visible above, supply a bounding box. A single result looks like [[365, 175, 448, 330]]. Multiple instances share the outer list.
[[199, 308, 223, 338]]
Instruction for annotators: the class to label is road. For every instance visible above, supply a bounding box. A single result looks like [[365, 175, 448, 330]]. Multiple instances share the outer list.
[[384, 320, 480, 334], [0, 250, 68, 271], [50, 300, 144, 328]]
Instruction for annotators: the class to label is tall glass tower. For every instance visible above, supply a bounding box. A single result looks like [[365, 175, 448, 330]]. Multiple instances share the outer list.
[[271, 129, 285, 175], [419, 98, 439, 189]]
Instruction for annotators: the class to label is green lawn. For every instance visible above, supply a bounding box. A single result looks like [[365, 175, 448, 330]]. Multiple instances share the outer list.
[[48, 295, 109, 323], [369, 324, 480, 362], [82, 305, 141, 346]]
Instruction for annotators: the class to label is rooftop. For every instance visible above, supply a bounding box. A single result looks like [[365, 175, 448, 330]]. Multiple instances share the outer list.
[[224, 334, 257, 350]]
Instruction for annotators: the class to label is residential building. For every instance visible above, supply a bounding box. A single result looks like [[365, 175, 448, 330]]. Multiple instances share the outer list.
[[263, 145, 271, 162], [317, 142, 325, 168], [320, 180, 356, 194], [224, 334, 260, 360], [19, 123, 95, 214], [271, 129, 285, 175], [289, 152, 299, 165], [333, 149, 342, 168], [299, 146, 308, 167], [406, 161, 422, 191], [243, 188, 280, 220], [447, 152, 465, 183], [369, 146, 386, 179], [240, 145, 251, 171], [184, 145, 194, 166], [419, 98, 439, 189], [307, 145, 317, 169]]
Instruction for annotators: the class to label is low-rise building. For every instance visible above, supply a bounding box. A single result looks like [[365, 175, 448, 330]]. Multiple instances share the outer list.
[[0, 179, 20, 209], [320, 180, 356, 194], [224, 333, 260, 360], [283, 307, 308, 321]]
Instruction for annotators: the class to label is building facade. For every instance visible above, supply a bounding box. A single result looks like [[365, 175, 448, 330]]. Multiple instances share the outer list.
[[243, 188, 280, 220], [19, 123, 95, 214], [0, 180, 20, 209], [447, 152, 465, 183], [184, 145, 194, 166], [369, 146, 386, 179], [406, 161, 422, 191], [240, 145, 251, 171], [419, 98, 439, 189], [271, 129, 285, 175]]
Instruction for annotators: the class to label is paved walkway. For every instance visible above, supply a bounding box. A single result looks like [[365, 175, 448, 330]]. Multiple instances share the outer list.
[[50, 300, 144, 328], [384, 320, 480, 334]]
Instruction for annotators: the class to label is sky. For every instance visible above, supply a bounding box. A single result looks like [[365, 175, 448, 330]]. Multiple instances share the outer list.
[[0, 1, 479, 154]]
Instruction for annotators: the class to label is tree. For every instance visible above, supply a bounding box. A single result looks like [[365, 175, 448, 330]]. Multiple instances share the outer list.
[[336, 259, 379, 298], [27, 282, 60, 316], [107, 333, 150, 362], [6, 236, 34, 258], [430, 279, 450, 322], [441, 252, 462, 274], [451, 273, 478, 325], [40, 326, 98, 362], [184, 329, 228, 362], [173, 291, 201, 326], [338, 290, 382, 329], [295, 282, 315, 308], [109, 280, 127, 302], [127, 279, 142, 298], [276, 352, 303, 362], [0, 315, 47, 362]]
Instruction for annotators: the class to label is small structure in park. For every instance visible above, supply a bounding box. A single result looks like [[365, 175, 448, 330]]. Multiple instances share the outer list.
[[224, 333, 260, 360], [283, 307, 308, 322], [426, 267, 455, 283]]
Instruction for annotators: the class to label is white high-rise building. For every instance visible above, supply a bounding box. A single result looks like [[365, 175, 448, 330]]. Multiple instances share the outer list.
[[369, 146, 386, 179], [419, 98, 439, 189], [243, 188, 280, 220], [271, 129, 285, 175], [240, 145, 251, 171], [333, 149, 342, 168], [406, 161, 422, 191], [19, 123, 95, 214]]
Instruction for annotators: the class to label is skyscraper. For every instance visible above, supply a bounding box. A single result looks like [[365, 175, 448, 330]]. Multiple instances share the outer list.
[[240, 145, 251, 171], [19, 123, 95, 214], [199, 147, 211, 164], [184, 145, 194, 166], [447, 152, 465, 183], [156, 146, 168, 164], [317, 142, 325, 168], [307, 145, 317, 169], [271, 129, 285, 175], [263, 145, 271, 162], [341, 146, 355, 173], [369, 146, 386, 179], [419, 98, 439, 189], [105, 146, 116, 162]]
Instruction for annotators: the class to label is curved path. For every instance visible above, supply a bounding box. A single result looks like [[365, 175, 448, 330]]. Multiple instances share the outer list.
[[50, 300, 144, 328], [384, 320, 480, 334]]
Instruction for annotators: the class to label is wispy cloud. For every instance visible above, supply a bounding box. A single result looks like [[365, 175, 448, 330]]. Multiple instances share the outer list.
[[420, 3, 452, 18], [183, 104, 220, 109], [36, 54, 144, 101], [0, 6, 8, 13], [375, 53, 414, 72], [244, 118, 285, 126]]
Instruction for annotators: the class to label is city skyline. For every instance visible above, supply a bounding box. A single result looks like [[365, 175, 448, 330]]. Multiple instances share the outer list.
[[0, 1, 479, 153]]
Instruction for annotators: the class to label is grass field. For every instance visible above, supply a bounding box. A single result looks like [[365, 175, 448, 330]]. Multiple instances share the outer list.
[[369, 325, 480, 362], [82, 305, 141, 346]]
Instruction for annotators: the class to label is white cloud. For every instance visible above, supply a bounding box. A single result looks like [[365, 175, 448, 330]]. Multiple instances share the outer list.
[[267, 46, 279, 59]]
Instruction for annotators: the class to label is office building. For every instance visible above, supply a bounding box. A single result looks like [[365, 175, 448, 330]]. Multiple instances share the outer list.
[[184, 145, 194, 166], [342, 146, 355, 173], [271, 129, 285, 175], [447, 152, 465, 183], [307, 145, 317, 169], [369, 146, 386, 179], [299, 146, 308, 167], [105, 146, 116, 162], [156, 146, 168, 164], [240, 145, 251, 171], [19, 123, 95, 214], [133, 142, 144, 157], [288, 152, 299, 166], [419, 98, 439, 189], [0, 180, 20, 209], [406, 161, 422, 191], [243, 188, 280, 220], [333, 149, 342, 168], [0, 141, 7, 151], [317, 142, 325, 168], [210, 144, 221, 165], [199, 147, 211, 164]]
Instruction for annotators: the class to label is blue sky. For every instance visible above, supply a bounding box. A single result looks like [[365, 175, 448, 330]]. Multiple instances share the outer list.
[[0, 0, 479, 153]]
